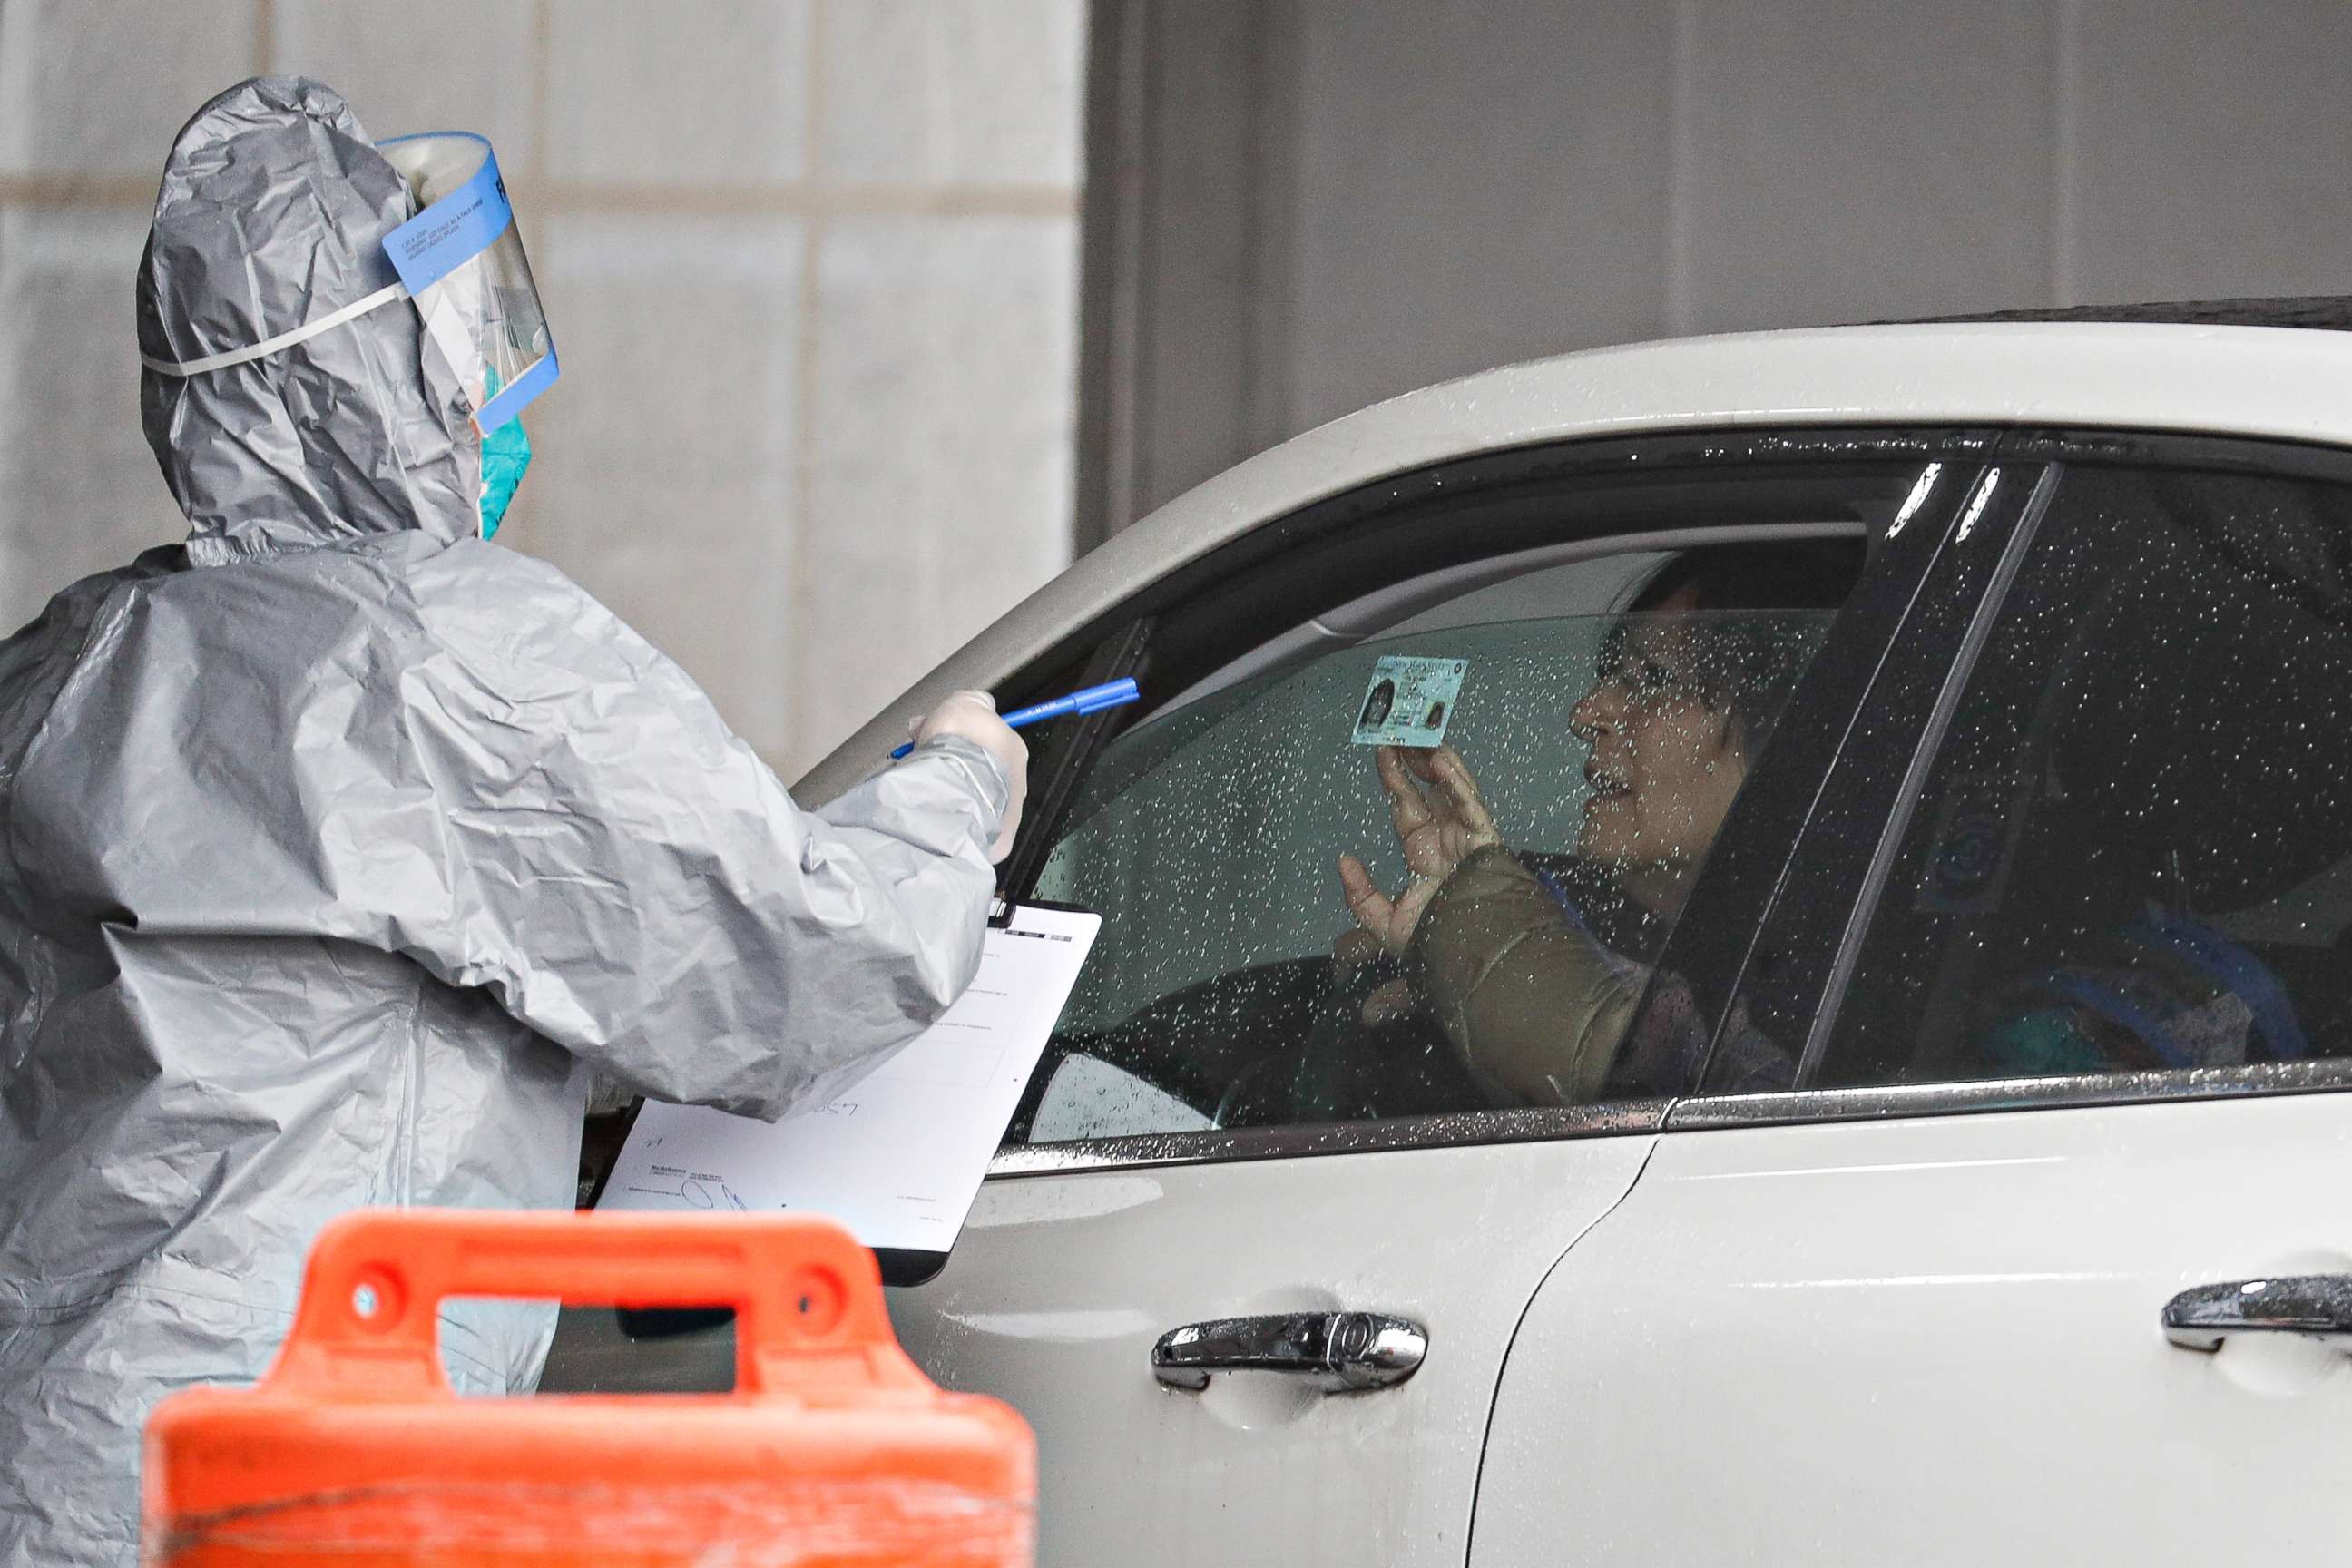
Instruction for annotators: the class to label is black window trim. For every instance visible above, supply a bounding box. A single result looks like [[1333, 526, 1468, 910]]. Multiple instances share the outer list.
[[1673, 427, 2352, 1137]]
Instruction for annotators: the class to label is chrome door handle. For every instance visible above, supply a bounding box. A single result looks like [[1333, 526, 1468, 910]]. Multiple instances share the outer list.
[[1152, 1311, 1426, 1392], [2162, 1274, 2352, 1351]]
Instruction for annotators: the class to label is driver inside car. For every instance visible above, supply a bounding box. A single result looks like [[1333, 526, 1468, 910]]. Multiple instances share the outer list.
[[1328, 542, 1859, 1105]]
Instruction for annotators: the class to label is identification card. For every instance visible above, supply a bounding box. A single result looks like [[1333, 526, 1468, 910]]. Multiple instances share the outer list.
[[1351, 654, 1466, 748]]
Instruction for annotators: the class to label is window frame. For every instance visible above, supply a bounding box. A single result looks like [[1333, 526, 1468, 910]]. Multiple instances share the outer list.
[[1676, 428, 2352, 1135], [980, 426, 2000, 1178]]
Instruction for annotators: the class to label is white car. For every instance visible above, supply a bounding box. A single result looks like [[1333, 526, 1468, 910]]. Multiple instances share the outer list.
[[554, 307, 2352, 1566]]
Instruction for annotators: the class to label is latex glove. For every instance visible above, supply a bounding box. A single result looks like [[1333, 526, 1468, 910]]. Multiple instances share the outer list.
[[910, 691, 1028, 864]]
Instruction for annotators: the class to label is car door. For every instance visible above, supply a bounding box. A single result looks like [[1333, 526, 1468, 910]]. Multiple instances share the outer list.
[[872, 435, 1981, 1568], [1472, 436, 2352, 1564]]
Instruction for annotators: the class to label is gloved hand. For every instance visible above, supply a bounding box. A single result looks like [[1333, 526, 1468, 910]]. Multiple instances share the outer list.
[[909, 691, 1028, 864]]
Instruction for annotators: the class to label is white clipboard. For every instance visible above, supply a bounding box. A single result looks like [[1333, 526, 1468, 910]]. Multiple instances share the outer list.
[[597, 905, 1100, 1266]]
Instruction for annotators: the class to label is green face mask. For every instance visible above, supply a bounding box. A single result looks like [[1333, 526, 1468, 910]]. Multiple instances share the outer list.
[[478, 414, 531, 540]]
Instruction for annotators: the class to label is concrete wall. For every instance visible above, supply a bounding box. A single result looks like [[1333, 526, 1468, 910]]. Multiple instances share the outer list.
[[1083, 0, 2352, 538], [0, 0, 1083, 778]]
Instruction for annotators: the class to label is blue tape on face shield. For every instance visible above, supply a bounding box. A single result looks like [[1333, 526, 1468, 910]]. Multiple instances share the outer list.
[[377, 132, 560, 436]]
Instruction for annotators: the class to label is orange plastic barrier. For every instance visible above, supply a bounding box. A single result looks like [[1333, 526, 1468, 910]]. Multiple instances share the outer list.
[[143, 1210, 1034, 1566]]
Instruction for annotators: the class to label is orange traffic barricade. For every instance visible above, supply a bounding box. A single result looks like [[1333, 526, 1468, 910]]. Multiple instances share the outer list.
[[143, 1210, 1034, 1565]]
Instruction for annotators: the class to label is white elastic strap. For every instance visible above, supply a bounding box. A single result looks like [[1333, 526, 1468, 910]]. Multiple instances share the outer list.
[[141, 279, 410, 377]]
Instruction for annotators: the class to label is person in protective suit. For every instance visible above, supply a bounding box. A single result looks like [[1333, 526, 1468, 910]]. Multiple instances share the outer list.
[[0, 77, 1026, 1564]]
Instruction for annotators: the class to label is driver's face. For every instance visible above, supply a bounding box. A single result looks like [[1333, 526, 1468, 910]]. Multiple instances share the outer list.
[[1570, 586, 1749, 885]]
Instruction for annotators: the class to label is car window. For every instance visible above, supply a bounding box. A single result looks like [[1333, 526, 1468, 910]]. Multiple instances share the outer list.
[[1010, 534, 1865, 1145], [1808, 464, 2352, 1089], [1029, 1053, 1217, 1142]]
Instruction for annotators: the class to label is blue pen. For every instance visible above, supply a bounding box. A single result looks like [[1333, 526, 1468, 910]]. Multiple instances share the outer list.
[[890, 677, 1141, 759]]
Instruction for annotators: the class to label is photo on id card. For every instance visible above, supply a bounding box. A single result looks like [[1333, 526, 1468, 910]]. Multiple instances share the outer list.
[[1351, 655, 1466, 748]]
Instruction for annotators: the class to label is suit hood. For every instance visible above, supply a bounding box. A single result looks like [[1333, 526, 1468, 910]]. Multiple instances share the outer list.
[[135, 76, 480, 564]]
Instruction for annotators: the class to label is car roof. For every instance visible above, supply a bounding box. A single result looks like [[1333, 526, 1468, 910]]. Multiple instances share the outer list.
[[801, 317, 2352, 799], [1896, 294, 2352, 331]]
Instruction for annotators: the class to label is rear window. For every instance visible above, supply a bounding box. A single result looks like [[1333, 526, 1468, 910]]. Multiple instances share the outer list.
[[1808, 464, 2352, 1087]]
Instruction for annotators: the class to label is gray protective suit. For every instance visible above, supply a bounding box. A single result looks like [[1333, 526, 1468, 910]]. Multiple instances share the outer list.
[[0, 78, 1008, 1563]]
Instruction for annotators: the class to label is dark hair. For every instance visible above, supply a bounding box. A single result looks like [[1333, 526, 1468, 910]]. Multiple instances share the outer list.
[[1601, 538, 1866, 737]]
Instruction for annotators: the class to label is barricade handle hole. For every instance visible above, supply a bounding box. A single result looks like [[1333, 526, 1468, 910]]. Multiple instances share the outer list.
[[348, 1268, 405, 1333], [788, 1267, 846, 1336]]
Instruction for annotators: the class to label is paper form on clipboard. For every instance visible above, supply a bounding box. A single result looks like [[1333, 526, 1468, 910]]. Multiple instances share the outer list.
[[597, 904, 1101, 1253]]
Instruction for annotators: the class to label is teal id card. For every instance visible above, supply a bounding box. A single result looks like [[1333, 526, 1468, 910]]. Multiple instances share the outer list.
[[1351, 655, 1465, 748]]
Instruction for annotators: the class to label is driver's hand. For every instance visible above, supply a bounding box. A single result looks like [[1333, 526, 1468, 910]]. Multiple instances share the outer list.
[[1336, 744, 1503, 954]]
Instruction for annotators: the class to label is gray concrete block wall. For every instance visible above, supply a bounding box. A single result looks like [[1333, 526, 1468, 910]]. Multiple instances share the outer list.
[[822, 0, 1085, 184], [0, 1, 265, 180], [0, 202, 182, 604], [524, 211, 807, 755], [544, 0, 813, 183], [807, 214, 1077, 752], [0, 0, 1082, 779]]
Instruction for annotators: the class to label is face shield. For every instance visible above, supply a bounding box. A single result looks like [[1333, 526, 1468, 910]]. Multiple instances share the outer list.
[[376, 132, 558, 436]]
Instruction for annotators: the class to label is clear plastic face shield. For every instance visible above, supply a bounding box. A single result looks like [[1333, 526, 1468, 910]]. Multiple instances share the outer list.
[[377, 132, 558, 436]]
